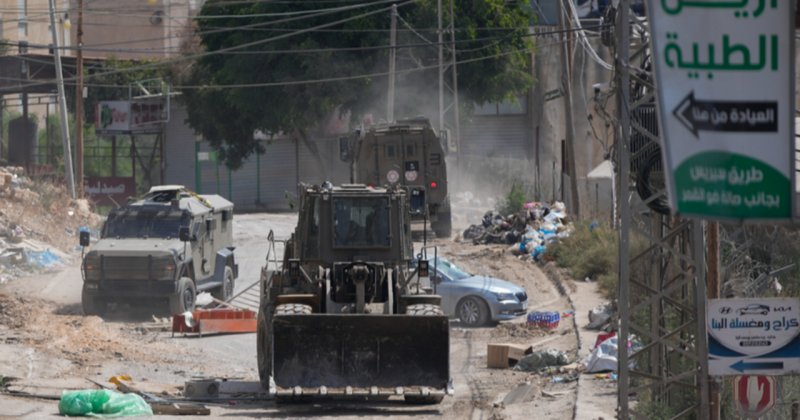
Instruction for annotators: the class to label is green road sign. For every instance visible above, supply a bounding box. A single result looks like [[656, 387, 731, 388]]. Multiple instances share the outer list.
[[647, 0, 795, 220]]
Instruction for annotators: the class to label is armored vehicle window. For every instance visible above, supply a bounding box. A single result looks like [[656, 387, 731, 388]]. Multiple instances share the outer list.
[[406, 144, 415, 157], [385, 145, 396, 158], [103, 210, 188, 239], [333, 197, 390, 248]]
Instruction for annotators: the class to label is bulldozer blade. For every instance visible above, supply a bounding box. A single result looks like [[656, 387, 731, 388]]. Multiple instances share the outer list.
[[272, 314, 449, 392]]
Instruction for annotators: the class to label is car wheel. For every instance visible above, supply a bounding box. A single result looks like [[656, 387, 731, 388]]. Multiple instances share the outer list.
[[212, 266, 235, 302], [169, 277, 196, 315], [457, 296, 489, 326]]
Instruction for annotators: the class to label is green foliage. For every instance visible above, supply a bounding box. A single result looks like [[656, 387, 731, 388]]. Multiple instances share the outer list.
[[634, 400, 678, 420], [179, 0, 535, 169], [67, 58, 169, 123], [496, 182, 526, 215], [547, 223, 618, 300]]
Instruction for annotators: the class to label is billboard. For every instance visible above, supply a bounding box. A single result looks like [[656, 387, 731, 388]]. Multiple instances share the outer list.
[[84, 177, 136, 207], [708, 298, 800, 376], [647, 0, 795, 220], [95, 100, 166, 135]]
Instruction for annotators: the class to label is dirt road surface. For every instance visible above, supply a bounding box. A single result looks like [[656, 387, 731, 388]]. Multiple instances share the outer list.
[[0, 213, 585, 419]]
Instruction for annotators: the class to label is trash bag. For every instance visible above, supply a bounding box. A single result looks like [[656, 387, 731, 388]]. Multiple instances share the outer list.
[[583, 336, 620, 373], [59, 389, 153, 418], [587, 303, 613, 330], [513, 349, 570, 372]]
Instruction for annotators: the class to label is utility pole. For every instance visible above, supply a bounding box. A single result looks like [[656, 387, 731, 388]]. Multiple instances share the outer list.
[[616, 0, 632, 417], [448, 0, 460, 163], [437, 0, 443, 133], [387, 4, 397, 122], [707, 221, 721, 420], [75, 0, 84, 197], [558, 0, 580, 217], [48, 0, 75, 198]]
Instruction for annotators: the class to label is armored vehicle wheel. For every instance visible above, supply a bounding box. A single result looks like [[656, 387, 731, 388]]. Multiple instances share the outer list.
[[405, 303, 444, 316], [404, 394, 445, 405], [275, 303, 313, 315], [432, 213, 452, 239], [169, 277, 196, 315], [81, 287, 106, 316], [256, 311, 272, 388], [212, 266, 235, 302], [457, 296, 489, 326]]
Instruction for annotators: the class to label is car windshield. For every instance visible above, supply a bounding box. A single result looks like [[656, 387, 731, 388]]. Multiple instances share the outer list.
[[435, 258, 472, 281], [103, 209, 188, 239], [333, 197, 390, 247]]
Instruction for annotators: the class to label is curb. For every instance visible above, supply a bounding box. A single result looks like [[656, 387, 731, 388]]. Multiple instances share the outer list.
[[540, 262, 581, 420]]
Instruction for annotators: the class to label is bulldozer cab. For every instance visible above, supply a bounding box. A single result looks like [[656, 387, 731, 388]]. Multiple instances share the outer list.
[[292, 184, 413, 267]]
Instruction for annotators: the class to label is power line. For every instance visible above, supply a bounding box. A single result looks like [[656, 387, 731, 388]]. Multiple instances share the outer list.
[[5, 1, 416, 91], [0, 35, 582, 91], [0, 22, 607, 55]]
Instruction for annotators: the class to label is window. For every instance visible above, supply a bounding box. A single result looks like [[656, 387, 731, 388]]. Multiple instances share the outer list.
[[333, 197, 390, 248], [304, 197, 320, 257], [385, 144, 396, 157], [405, 144, 416, 157]]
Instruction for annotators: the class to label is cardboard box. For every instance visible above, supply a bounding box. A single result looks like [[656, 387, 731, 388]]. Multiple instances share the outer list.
[[487, 343, 534, 368]]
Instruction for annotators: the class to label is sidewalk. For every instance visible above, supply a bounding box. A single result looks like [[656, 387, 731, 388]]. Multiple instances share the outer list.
[[570, 280, 617, 420]]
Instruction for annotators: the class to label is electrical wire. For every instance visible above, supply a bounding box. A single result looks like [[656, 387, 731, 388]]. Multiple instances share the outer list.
[[3, 1, 416, 91], [0, 33, 594, 91], [564, 0, 612, 70], [0, 22, 609, 55]]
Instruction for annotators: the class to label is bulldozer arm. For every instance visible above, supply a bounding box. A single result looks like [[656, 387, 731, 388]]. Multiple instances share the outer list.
[[271, 314, 450, 399]]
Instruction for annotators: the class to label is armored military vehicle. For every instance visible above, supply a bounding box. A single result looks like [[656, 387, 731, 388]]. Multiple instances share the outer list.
[[257, 183, 451, 404], [341, 118, 452, 238], [80, 185, 238, 316]]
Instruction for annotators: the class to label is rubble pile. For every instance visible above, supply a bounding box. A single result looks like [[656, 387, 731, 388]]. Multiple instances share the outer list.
[[461, 201, 573, 261], [0, 166, 103, 283]]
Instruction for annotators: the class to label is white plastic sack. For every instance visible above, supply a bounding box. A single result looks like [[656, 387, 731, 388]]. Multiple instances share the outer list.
[[583, 336, 619, 373]]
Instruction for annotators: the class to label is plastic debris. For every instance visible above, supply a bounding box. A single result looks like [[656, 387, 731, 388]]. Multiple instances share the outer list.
[[24, 249, 62, 268], [58, 389, 153, 417], [513, 349, 570, 372], [460, 201, 573, 261], [587, 303, 613, 330], [527, 311, 561, 329]]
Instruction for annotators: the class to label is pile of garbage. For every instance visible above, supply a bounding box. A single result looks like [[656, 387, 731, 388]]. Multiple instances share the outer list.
[[461, 201, 572, 261], [0, 166, 102, 283]]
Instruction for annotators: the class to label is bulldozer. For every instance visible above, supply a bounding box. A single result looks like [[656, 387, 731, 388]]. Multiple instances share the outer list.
[[256, 183, 451, 404]]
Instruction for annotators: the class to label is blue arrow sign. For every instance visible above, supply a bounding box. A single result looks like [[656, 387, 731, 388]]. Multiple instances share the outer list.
[[731, 360, 784, 372]]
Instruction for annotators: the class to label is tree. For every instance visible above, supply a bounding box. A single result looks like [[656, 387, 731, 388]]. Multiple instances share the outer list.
[[177, 0, 534, 169]]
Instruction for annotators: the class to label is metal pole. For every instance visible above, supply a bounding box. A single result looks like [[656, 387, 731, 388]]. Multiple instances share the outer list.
[[256, 145, 261, 204], [616, 0, 632, 417], [449, 0, 461, 163], [437, 0, 443, 133], [387, 4, 397, 122], [75, 0, 84, 197], [558, 0, 580, 218], [194, 141, 201, 193], [694, 220, 711, 416], [48, 0, 76, 198], [707, 221, 721, 420]]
